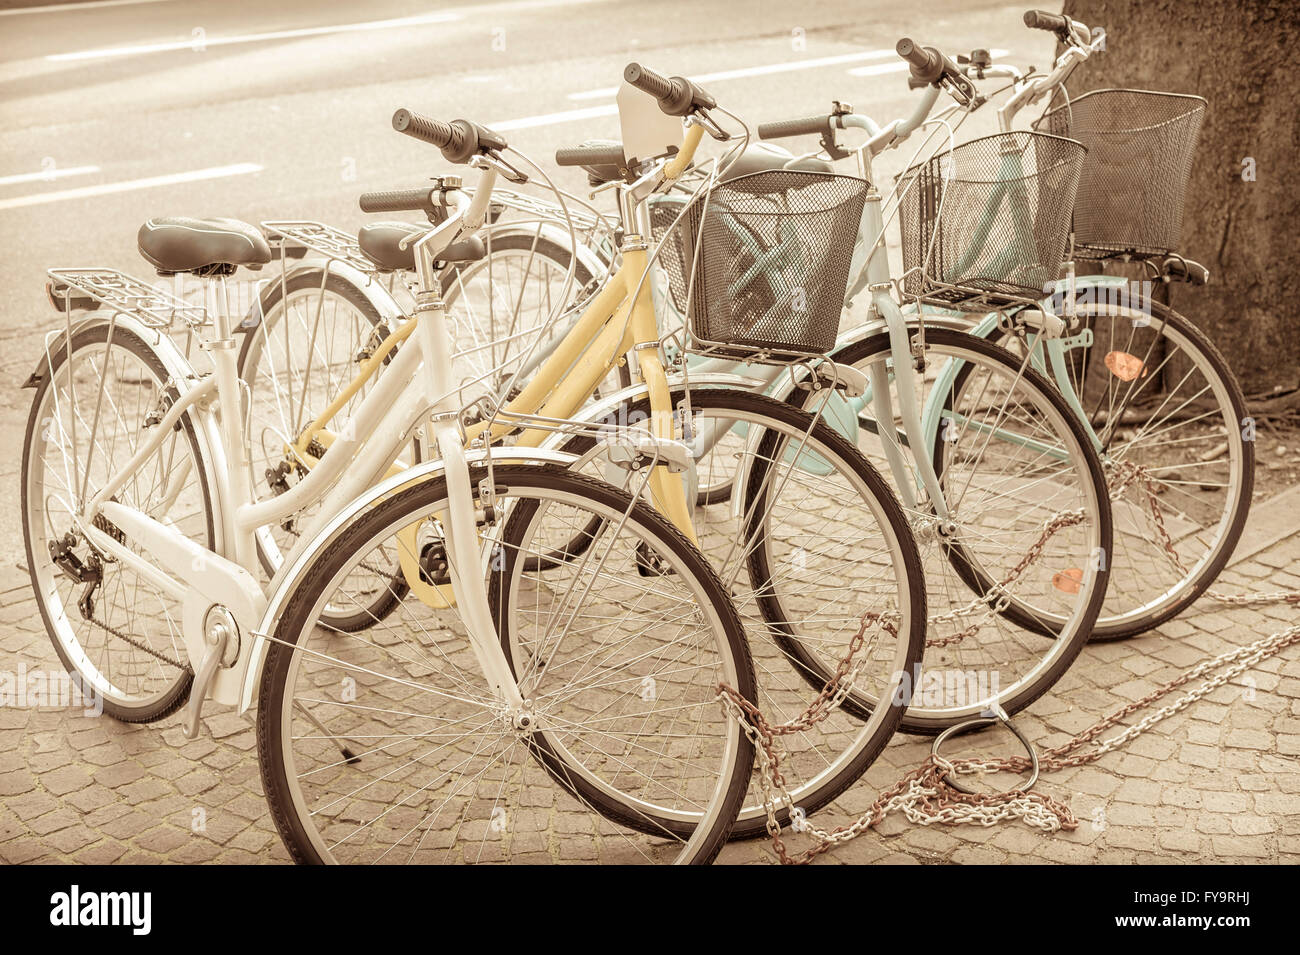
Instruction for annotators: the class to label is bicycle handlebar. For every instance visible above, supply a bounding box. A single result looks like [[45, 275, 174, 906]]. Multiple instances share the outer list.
[[358, 188, 441, 215], [1024, 9, 1093, 45], [392, 109, 509, 164], [1023, 9, 1068, 33], [623, 62, 717, 117], [896, 38, 977, 103], [756, 114, 834, 141], [555, 142, 627, 168], [896, 38, 946, 84]]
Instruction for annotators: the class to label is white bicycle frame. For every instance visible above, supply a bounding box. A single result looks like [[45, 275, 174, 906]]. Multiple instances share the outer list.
[[60, 161, 553, 734]]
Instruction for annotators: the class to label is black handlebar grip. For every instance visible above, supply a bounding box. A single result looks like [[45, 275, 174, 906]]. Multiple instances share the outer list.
[[358, 188, 436, 214], [443, 119, 510, 163], [757, 115, 833, 141], [392, 110, 509, 164], [624, 62, 676, 101], [623, 62, 716, 117], [555, 143, 627, 167], [392, 109, 454, 148], [1024, 9, 1069, 32], [896, 38, 935, 71]]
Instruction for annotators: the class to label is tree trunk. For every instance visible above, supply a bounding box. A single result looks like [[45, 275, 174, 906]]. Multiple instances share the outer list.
[[1060, 0, 1300, 396]]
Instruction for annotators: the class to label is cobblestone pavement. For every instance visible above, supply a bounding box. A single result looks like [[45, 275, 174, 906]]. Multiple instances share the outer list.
[[1, 488, 1297, 865]]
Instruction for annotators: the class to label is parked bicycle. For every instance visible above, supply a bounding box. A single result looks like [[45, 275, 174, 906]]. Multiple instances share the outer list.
[[24, 108, 772, 863], [754, 10, 1251, 640], [257, 39, 1115, 741]]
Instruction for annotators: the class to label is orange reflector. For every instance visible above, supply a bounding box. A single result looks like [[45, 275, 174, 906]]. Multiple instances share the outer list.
[[1052, 568, 1084, 594], [1105, 351, 1146, 381]]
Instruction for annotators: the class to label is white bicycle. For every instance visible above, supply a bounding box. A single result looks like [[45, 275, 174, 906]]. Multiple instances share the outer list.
[[23, 111, 759, 863]]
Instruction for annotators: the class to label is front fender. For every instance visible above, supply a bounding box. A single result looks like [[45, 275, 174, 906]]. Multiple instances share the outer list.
[[238, 446, 580, 711]]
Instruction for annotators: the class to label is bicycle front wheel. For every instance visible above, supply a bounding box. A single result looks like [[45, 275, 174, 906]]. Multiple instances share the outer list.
[[553, 388, 926, 838], [257, 464, 755, 864], [817, 328, 1112, 731]]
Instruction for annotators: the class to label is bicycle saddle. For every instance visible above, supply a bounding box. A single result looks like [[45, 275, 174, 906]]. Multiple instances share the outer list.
[[357, 221, 486, 272], [137, 217, 272, 274], [721, 142, 834, 185]]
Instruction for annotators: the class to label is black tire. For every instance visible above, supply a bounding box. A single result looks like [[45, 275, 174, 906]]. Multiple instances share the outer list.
[[696, 480, 736, 508], [553, 388, 927, 834], [1066, 301, 1253, 640], [259, 464, 755, 864], [818, 329, 1112, 730], [22, 324, 213, 722]]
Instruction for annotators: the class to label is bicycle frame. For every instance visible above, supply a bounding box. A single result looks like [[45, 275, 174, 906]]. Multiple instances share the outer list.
[[52, 163, 591, 734], [701, 34, 1111, 509]]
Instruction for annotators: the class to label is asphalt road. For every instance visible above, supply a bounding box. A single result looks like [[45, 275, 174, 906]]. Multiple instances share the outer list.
[[0, 0, 1062, 561]]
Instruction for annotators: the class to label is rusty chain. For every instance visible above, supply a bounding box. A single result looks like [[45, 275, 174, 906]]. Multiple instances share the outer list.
[[716, 461, 1300, 864], [1110, 458, 1300, 609], [925, 508, 1087, 648]]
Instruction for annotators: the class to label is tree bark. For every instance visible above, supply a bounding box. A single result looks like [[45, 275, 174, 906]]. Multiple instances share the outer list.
[[1060, 0, 1300, 395]]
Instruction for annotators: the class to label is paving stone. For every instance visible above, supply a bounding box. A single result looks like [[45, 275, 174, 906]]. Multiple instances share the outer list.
[[1209, 835, 1271, 859], [1158, 829, 1201, 853], [1, 491, 1298, 866], [73, 841, 128, 865]]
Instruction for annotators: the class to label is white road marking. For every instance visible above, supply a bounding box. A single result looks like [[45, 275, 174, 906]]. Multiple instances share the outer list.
[[567, 49, 896, 100], [846, 62, 909, 78], [46, 12, 461, 62], [492, 48, 1012, 135], [489, 104, 618, 132], [848, 48, 1008, 75], [0, 0, 173, 15], [0, 163, 262, 211], [0, 165, 100, 187]]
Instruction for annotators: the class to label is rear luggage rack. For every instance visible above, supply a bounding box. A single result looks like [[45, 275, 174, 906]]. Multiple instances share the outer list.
[[261, 220, 377, 274], [46, 268, 208, 328]]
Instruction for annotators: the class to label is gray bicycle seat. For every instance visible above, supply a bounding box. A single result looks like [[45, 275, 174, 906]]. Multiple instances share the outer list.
[[358, 221, 486, 272], [137, 217, 272, 274], [721, 142, 834, 184]]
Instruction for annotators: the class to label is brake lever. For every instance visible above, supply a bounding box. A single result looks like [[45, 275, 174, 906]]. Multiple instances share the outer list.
[[472, 150, 528, 184], [940, 72, 978, 108], [820, 101, 853, 161], [688, 109, 731, 142]]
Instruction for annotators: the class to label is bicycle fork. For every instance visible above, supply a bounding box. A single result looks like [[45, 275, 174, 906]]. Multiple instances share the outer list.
[[867, 290, 952, 519], [415, 287, 526, 710]]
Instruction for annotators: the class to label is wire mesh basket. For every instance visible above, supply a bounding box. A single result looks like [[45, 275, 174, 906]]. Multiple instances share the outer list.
[[1034, 89, 1207, 259], [896, 131, 1087, 309], [649, 195, 693, 315], [655, 170, 869, 361]]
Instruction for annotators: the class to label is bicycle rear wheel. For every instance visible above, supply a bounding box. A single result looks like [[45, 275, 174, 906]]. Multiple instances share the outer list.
[[1048, 298, 1252, 639], [239, 268, 408, 630], [22, 323, 214, 721], [257, 464, 755, 864]]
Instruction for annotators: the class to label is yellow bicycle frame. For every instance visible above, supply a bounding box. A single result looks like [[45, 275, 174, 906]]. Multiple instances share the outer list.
[[465, 125, 704, 540], [283, 125, 705, 606]]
